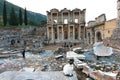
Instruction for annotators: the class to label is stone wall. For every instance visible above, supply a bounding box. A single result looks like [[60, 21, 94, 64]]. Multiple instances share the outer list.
[[103, 28, 120, 49], [104, 19, 117, 38], [103, 0, 120, 49]]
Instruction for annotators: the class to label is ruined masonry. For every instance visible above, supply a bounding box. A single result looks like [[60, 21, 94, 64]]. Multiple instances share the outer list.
[[46, 8, 86, 43], [104, 0, 120, 49]]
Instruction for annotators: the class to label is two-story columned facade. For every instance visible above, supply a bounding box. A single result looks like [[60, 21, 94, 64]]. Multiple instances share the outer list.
[[46, 8, 86, 43]]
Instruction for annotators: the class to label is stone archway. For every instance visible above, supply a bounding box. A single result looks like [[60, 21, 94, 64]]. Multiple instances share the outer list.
[[96, 31, 102, 42]]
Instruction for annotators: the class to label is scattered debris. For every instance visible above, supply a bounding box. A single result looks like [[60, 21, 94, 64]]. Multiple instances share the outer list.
[[66, 51, 85, 60], [55, 55, 64, 59]]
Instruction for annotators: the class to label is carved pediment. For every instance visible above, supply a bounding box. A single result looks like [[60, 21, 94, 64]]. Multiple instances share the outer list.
[[61, 8, 70, 13], [72, 8, 80, 12], [50, 8, 59, 12]]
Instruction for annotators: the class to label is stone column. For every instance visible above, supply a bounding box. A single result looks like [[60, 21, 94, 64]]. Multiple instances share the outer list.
[[73, 26, 75, 40], [68, 26, 70, 41], [79, 12, 80, 24], [51, 13, 53, 24], [52, 26, 54, 41], [73, 12, 74, 23], [62, 26, 64, 40], [62, 13, 63, 24], [57, 13, 58, 23], [68, 12, 70, 23], [87, 32, 89, 44], [47, 27, 49, 39], [78, 26, 81, 40], [57, 26, 59, 40]]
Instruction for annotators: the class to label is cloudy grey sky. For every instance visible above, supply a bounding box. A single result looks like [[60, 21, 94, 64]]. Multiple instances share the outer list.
[[6, 0, 117, 23]]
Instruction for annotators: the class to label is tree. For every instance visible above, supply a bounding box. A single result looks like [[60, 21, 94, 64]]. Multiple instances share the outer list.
[[24, 8, 28, 25], [9, 6, 18, 26], [3, 0, 7, 26], [19, 8, 23, 25], [40, 20, 47, 27], [40, 20, 47, 25], [28, 20, 35, 25]]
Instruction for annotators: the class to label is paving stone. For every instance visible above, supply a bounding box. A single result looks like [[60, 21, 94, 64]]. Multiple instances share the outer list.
[[0, 71, 78, 80]]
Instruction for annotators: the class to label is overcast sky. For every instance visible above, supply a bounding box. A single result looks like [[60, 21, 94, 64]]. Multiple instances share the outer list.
[[6, 0, 117, 23]]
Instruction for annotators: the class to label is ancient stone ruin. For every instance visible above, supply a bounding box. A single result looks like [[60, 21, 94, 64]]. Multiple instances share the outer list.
[[104, 0, 120, 49], [46, 8, 86, 43]]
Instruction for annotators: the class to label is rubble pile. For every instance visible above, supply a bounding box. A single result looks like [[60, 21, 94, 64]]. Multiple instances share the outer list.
[[74, 49, 120, 80], [0, 53, 67, 73], [54, 47, 66, 55], [84, 50, 120, 70], [88, 61, 118, 72]]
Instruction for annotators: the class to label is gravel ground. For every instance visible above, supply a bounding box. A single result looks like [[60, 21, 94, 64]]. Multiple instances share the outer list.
[[0, 51, 67, 73], [0, 46, 120, 80]]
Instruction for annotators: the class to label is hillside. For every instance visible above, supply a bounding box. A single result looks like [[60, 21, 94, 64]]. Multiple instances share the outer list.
[[0, 0, 46, 25]]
